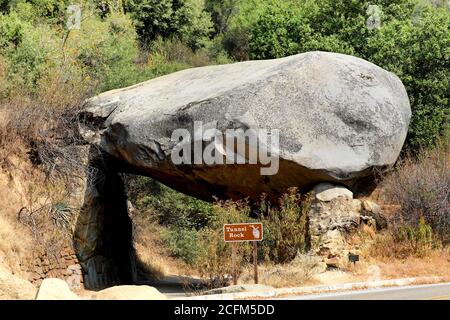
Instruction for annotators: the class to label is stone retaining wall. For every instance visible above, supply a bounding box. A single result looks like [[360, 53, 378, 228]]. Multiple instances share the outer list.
[[26, 246, 83, 290]]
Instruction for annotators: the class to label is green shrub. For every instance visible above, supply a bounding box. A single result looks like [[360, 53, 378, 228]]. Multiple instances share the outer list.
[[391, 217, 435, 257], [365, 5, 450, 150], [162, 227, 200, 265], [397, 217, 433, 243], [150, 37, 213, 67], [128, 176, 216, 230], [1, 0, 70, 20], [259, 188, 311, 263], [0, 11, 61, 94], [128, 175, 314, 279], [194, 200, 253, 286], [221, 26, 250, 61], [173, 0, 213, 50], [124, 0, 174, 42], [0, 6, 144, 95], [125, 0, 213, 49], [66, 11, 141, 92], [159, 196, 254, 277], [249, 2, 304, 59], [205, 0, 240, 35]]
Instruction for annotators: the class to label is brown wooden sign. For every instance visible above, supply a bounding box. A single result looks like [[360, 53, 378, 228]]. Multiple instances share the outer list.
[[223, 223, 263, 242]]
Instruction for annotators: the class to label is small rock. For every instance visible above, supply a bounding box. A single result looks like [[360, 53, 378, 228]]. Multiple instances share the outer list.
[[362, 200, 388, 230], [92, 285, 167, 300], [67, 264, 82, 272], [35, 278, 79, 300], [319, 229, 346, 257], [325, 257, 341, 268], [66, 274, 82, 290], [314, 183, 353, 202], [362, 200, 381, 214]]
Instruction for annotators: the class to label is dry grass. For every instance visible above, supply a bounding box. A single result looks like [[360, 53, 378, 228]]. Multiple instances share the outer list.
[[0, 163, 34, 276], [0, 151, 77, 276], [238, 254, 323, 288], [347, 232, 450, 281], [372, 250, 450, 281], [383, 136, 449, 243], [345, 251, 450, 282], [0, 215, 33, 277], [336, 135, 450, 283], [132, 218, 191, 280], [0, 58, 89, 186]]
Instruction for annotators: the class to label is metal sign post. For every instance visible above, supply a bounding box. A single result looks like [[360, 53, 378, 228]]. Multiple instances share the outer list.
[[223, 222, 263, 285], [253, 241, 258, 284], [231, 242, 237, 285]]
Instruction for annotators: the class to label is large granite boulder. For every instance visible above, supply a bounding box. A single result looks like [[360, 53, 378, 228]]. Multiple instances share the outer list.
[[80, 51, 411, 201], [35, 278, 79, 300]]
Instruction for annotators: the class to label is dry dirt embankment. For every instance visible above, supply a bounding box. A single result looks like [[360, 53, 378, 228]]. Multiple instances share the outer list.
[[0, 154, 84, 298], [0, 261, 37, 299]]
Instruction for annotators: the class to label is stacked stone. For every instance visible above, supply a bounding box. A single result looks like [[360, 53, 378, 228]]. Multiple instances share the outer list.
[[27, 246, 83, 289], [309, 183, 384, 269]]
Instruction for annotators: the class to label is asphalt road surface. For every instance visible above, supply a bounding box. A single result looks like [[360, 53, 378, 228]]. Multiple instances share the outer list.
[[283, 282, 450, 300]]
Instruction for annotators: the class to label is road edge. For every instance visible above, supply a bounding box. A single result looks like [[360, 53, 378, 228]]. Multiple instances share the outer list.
[[177, 276, 444, 300]]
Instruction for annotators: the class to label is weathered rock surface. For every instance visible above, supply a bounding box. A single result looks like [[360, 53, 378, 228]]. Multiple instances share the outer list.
[[362, 199, 388, 230], [73, 148, 135, 290], [92, 285, 167, 300], [314, 183, 353, 202], [35, 278, 79, 300], [80, 51, 411, 201], [309, 183, 377, 268]]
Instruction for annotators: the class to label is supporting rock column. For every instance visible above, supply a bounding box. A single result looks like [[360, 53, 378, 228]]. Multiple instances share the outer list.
[[308, 183, 376, 269], [74, 149, 134, 290]]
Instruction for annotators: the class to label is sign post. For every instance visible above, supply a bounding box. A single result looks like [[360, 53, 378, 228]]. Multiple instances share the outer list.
[[253, 241, 258, 284], [223, 222, 263, 285], [231, 242, 237, 285]]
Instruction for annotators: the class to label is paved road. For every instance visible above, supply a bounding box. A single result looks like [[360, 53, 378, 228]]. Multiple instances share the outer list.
[[142, 275, 206, 298], [283, 282, 450, 300]]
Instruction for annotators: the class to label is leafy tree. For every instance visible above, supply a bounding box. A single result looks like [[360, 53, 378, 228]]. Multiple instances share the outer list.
[[124, 0, 213, 49], [173, 0, 213, 49], [221, 26, 250, 61], [365, 6, 450, 149], [249, 2, 304, 59], [205, 0, 239, 35], [124, 0, 174, 43], [68, 11, 141, 92], [0, 10, 60, 92]]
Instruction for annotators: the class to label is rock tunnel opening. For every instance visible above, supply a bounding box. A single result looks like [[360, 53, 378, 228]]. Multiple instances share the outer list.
[[73, 149, 136, 290]]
